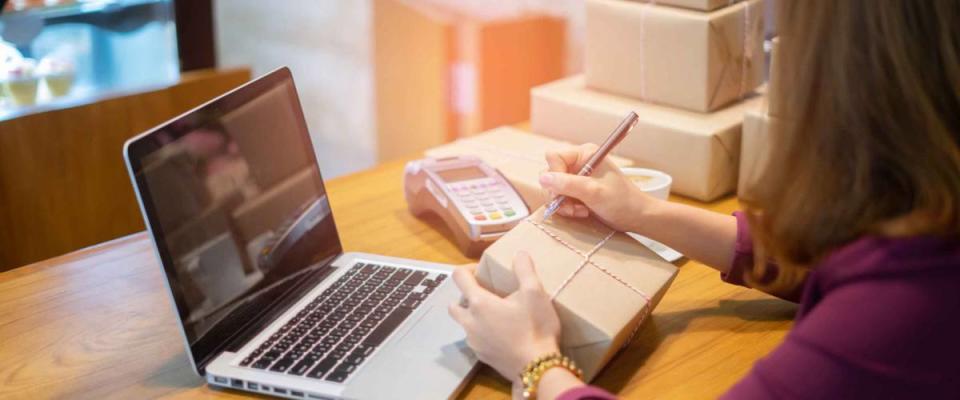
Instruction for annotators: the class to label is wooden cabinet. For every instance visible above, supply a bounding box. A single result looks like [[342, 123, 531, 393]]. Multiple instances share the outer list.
[[0, 68, 251, 271]]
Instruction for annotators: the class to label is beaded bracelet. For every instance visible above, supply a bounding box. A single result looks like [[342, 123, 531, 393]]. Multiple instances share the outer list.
[[520, 352, 583, 400]]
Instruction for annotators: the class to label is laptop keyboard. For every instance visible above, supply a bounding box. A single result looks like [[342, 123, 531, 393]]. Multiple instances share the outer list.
[[240, 262, 446, 383]]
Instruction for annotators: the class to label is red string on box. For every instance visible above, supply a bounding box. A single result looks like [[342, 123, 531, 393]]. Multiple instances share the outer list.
[[525, 218, 654, 348]]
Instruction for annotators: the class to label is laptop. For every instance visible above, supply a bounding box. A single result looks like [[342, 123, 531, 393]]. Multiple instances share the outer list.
[[124, 67, 477, 399]]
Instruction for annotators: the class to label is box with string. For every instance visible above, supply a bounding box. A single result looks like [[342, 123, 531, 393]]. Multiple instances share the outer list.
[[531, 75, 765, 201], [476, 207, 678, 381], [585, 0, 766, 112]]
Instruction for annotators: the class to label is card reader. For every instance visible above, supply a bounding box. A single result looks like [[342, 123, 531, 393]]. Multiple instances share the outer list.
[[404, 156, 530, 257]]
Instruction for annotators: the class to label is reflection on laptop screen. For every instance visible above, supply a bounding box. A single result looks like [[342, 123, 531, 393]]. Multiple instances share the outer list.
[[128, 70, 342, 365]]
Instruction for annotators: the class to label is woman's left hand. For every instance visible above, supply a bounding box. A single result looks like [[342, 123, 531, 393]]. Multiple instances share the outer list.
[[448, 252, 562, 382]]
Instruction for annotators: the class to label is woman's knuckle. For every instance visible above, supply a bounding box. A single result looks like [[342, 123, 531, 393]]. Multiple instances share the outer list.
[[584, 182, 602, 198], [470, 296, 486, 309]]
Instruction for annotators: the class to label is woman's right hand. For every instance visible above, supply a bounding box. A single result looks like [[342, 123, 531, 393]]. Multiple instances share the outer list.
[[538, 143, 663, 234]]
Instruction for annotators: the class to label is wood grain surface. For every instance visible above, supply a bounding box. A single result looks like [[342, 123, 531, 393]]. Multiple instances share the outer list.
[[0, 158, 797, 399]]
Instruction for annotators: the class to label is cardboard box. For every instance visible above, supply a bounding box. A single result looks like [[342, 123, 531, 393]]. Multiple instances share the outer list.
[[374, 0, 566, 161], [425, 126, 633, 209], [738, 104, 779, 200], [585, 0, 765, 112], [531, 75, 764, 201], [638, 0, 742, 12], [477, 207, 678, 381]]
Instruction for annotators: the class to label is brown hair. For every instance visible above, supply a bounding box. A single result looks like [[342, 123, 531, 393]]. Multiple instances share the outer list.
[[744, 1, 960, 290]]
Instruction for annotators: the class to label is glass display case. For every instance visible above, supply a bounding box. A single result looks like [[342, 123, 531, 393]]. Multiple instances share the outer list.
[[0, 0, 179, 120]]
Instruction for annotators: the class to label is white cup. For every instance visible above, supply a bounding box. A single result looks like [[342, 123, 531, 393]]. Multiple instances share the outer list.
[[620, 167, 672, 200]]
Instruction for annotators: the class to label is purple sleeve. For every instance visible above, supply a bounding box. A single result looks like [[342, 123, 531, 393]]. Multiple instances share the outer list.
[[722, 212, 803, 302], [721, 272, 960, 399], [557, 385, 617, 400]]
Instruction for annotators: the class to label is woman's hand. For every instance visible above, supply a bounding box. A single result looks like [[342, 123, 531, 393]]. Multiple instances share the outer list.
[[448, 252, 562, 382], [539, 143, 664, 234]]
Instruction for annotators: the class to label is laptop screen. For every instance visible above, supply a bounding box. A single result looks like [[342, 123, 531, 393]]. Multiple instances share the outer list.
[[125, 68, 342, 370]]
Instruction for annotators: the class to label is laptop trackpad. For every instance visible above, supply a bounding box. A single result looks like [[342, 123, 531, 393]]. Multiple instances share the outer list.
[[345, 303, 477, 399], [396, 305, 474, 359]]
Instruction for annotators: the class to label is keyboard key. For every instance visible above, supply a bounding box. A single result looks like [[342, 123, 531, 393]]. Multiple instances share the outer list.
[[262, 350, 283, 360], [404, 271, 428, 286], [326, 364, 356, 383], [353, 344, 375, 357], [400, 298, 421, 309], [269, 358, 294, 372], [290, 359, 315, 376], [311, 343, 332, 354], [354, 326, 371, 336], [322, 336, 340, 345], [307, 357, 339, 379], [330, 349, 348, 360], [407, 292, 427, 301], [252, 359, 271, 369], [363, 307, 413, 348], [325, 369, 351, 383], [345, 352, 366, 366]]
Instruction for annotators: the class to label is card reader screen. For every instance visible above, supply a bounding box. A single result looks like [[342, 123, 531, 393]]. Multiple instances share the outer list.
[[436, 166, 486, 182]]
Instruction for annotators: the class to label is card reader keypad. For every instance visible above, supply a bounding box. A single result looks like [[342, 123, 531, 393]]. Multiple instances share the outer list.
[[449, 181, 518, 221]]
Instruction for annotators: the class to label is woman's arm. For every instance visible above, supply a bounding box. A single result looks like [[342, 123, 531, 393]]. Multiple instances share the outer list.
[[540, 144, 738, 273], [722, 272, 959, 399], [631, 200, 738, 274], [539, 368, 617, 400]]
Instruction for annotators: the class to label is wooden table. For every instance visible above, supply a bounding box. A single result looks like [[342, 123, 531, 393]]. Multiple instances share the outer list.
[[0, 159, 797, 399]]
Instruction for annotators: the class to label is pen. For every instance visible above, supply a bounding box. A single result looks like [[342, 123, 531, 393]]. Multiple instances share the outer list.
[[542, 111, 640, 221]]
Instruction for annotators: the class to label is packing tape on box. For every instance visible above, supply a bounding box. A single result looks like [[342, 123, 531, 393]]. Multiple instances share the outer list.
[[525, 218, 653, 349]]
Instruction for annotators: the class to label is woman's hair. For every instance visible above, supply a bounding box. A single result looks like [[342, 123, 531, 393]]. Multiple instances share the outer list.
[[743, 1, 960, 290]]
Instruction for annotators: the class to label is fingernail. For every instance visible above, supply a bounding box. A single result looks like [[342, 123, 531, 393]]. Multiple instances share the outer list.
[[539, 173, 555, 186]]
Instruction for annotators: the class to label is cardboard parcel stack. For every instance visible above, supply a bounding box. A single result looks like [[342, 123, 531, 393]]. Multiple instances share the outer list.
[[478, 208, 678, 381], [425, 127, 633, 209], [532, 0, 767, 201]]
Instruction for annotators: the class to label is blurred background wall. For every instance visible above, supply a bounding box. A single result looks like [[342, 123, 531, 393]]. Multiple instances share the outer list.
[[214, 0, 585, 178], [214, 0, 377, 178]]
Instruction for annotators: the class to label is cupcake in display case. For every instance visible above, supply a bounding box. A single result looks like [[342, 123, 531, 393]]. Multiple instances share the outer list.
[[2, 58, 40, 106], [37, 56, 75, 98], [0, 42, 24, 107]]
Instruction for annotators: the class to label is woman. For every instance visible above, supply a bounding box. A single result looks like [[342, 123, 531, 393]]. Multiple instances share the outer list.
[[449, 1, 960, 398]]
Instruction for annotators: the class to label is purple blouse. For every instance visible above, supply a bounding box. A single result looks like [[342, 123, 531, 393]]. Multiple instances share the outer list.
[[559, 212, 960, 399]]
